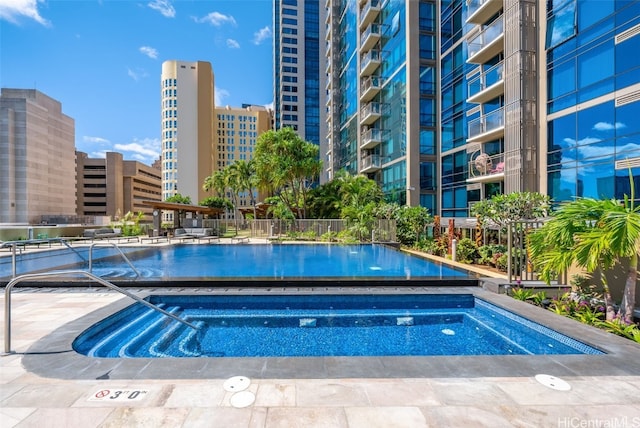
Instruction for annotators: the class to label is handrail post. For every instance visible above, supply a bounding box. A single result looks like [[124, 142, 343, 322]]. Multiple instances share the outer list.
[[89, 242, 140, 278], [11, 243, 17, 278], [4, 270, 198, 355]]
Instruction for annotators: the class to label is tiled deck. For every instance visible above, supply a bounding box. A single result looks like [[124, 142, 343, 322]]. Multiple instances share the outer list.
[[2, 286, 640, 427]]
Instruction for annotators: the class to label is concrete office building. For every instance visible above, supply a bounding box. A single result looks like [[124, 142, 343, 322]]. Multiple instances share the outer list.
[[273, 0, 328, 181], [76, 151, 162, 223], [214, 105, 273, 213], [0, 88, 76, 224], [160, 60, 215, 208]]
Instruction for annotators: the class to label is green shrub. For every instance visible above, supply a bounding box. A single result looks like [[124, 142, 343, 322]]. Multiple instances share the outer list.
[[455, 238, 478, 264], [415, 238, 439, 254]]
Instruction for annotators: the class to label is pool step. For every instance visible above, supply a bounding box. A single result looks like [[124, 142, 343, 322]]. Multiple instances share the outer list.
[[83, 304, 183, 358]]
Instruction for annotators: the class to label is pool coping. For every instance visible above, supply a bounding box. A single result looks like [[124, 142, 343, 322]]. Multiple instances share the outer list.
[[17, 286, 640, 380]]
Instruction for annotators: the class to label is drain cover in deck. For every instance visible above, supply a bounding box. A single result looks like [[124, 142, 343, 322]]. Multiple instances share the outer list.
[[535, 374, 571, 391], [230, 390, 255, 408], [223, 376, 251, 392]]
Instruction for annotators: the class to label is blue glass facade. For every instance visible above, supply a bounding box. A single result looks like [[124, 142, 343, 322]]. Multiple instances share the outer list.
[[546, 0, 640, 203], [440, 0, 473, 217], [274, 0, 323, 151], [304, 0, 321, 146]]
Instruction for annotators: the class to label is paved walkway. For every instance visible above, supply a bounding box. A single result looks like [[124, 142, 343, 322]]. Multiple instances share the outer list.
[[2, 288, 640, 427]]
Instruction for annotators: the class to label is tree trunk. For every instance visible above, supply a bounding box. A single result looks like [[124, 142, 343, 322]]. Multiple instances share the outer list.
[[600, 272, 617, 321], [621, 254, 638, 324]]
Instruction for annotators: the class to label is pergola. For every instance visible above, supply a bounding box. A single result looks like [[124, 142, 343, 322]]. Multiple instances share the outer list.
[[141, 200, 225, 235]]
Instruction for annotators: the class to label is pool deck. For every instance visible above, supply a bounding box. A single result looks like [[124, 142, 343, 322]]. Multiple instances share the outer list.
[[2, 285, 640, 428]]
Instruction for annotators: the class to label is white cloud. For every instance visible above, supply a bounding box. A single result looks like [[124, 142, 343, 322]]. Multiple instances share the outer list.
[[264, 101, 274, 111], [139, 46, 158, 59], [127, 67, 149, 81], [253, 26, 271, 45], [194, 11, 236, 26], [593, 121, 627, 131], [148, 0, 175, 18], [89, 150, 108, 159], [226, 38, 240, 49], [215, 87, 230, 106], [83, 136, 110, 144], [0, 0, 50, 26], [562, 137, 602, 146], [114, 138, 160, 163]]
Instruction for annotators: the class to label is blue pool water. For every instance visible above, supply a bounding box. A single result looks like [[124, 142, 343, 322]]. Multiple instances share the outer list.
[[73, 294, 603, 358], [2, 244, 472, 280]]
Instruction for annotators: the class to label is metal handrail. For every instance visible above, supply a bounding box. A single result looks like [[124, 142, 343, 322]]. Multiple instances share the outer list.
[[3, 270, 199, 354], [4, 238, 87, 279], [88, 242, 140, 278]]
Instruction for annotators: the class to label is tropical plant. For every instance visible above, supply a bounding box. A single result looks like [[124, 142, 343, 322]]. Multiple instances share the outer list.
[[113, 211, 144, 236], [471, 192, 551, 231], [510, 288, 535, 301], [598, 319, 640, 343], [203, 170, 226, 198], [454, 238, 478, 264], [253, 128, 321, 218], [336, 172, 383, 241], [307, 177, 343, 219], [165, 193, 192, 226], [200, 196, 233, 211], [528, 189, 640, 324], [477, 244, 507, 266], [229, 160, 258, 219], [165, 193, 192, 205]]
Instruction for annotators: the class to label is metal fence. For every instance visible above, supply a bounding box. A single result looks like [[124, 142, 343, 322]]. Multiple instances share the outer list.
[[507, 219, 552, 283], [200, 219, 396, 243]]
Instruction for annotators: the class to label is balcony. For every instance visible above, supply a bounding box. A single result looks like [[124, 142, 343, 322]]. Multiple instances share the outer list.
[[360, 127, 384, 149], [467, 17, 504, 64], [467, 61, 504, 104], [360, 75, 381, 102], [360, 0, 381, 30], [360, 49, 381, 76], [467, 152, 505, 183], [467, 107, 504, 143], [360, 23, 382, 51], [361, 154, 382, 173], [360, 102, 382, 125], [466, 0, 502, 25]]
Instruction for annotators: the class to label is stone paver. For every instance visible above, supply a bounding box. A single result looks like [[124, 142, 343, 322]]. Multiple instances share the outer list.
[[2, 290, 640, 428]]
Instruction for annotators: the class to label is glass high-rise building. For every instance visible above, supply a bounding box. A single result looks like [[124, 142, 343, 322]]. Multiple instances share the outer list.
[[323, 0, 640, 218], [544, 0, 640, 203], [325, 0, 438, 209], [273, 0, 328, 180]]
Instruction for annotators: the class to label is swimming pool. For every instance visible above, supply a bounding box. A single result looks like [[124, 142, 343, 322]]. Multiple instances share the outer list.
[[72, 293, 603, 358], [1, 244, 475, 282]]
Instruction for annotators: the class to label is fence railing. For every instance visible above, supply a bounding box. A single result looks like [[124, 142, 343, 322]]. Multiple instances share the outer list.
[[249, 219, 396, 243]]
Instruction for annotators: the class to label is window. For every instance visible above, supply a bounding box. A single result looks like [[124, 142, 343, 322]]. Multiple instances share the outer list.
[[546, 0, 577, 49], [548, 58, 576, 100], [578, 41, 614, 89]]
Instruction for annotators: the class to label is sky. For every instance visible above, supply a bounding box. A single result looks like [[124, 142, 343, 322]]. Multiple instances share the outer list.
[[0, 0, 274, 165]]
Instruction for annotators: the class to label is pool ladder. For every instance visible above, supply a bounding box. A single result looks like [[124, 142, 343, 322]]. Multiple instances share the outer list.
[[3, 270, 199, 355]]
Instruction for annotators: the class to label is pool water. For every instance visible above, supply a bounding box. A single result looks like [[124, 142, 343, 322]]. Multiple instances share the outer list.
[[73, 294, 603, 358], [2, 244, 472, 280]]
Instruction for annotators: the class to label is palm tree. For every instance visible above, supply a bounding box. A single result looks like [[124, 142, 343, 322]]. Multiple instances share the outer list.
[[203, 170, 226, 197], [230, 160, 258, 220], [529, 195, 640, 323]]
